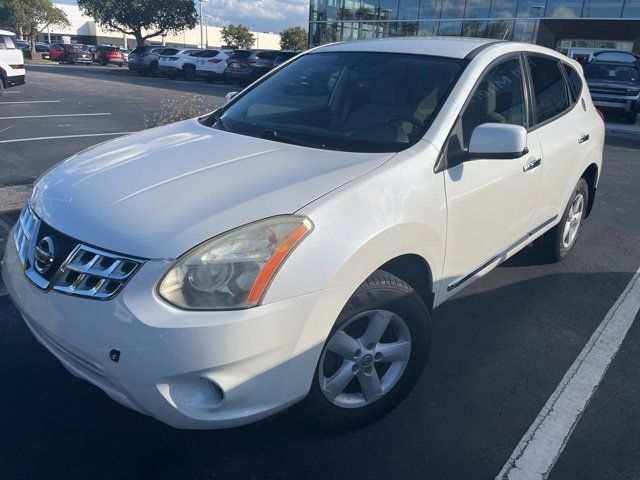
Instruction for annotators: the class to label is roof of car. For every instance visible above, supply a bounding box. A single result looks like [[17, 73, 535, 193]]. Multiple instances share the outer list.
[[0, 29, 16, 36], [314, 37, 501, 59]]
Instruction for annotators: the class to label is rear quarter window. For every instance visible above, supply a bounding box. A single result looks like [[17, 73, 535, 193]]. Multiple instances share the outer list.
[[563, 63, 584, 101], [0, 35, 17, 49]]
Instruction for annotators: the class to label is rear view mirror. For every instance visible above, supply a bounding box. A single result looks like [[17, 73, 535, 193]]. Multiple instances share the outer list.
[[467, 123, 528, 159], [225, 91, 239, 105]]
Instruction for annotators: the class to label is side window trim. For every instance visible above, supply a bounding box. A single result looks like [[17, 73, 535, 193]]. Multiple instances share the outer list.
[[524, 52, 575, 132], [560, 61, 584, 103]]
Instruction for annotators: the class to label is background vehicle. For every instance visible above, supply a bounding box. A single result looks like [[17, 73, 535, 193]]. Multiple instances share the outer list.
[[195, 49, 233, 82], [35, 42, 50, 53], [127, 45, 163, 76], [16, 39, 29, 51], [224, 49, 278, 85], [158, 48, 202, 80], [120, 48, 129, 63], [273, 50, 300, 67], [584, 51, 640, 124], [59, 44, 92, 64], [92, 45, 124, 66], [48, 44, 64, 62], [0, 30, 26, 94]]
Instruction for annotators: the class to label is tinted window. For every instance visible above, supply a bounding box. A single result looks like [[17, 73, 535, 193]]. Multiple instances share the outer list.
[[198, 50, 220, 58], [212, 52, 464, 153], [160, 48, 179, 55], [584, 62, 640, 84], [461, 57, 527, 147], [257, 51, 277, 60], [563, 63, 584, 101], [528, 56, 570, 124], [231, 50, 252, 59], [131, 46, 146, 54]]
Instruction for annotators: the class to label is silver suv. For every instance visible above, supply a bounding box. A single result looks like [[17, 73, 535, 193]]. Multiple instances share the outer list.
[[127, 45, 164, 76]]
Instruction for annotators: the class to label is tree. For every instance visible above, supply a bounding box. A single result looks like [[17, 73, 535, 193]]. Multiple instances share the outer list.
[[78, 0, 197, 47], [0, 0, 69, 55], [280, 26, 307, 51], [221, 24, 255, 49]]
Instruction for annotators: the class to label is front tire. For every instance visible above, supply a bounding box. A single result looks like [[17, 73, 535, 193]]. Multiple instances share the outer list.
[[541, 178, 589, 263], [302, 270, 431, 429]]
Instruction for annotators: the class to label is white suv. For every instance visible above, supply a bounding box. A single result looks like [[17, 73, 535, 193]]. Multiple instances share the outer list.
[[2, 38, 604, 430], [0, 30, 26, 94], [157, 47, 202, 80], [195, 48, 234, 82]]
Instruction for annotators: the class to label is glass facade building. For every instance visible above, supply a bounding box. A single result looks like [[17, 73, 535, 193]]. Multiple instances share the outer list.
[[308, 0, 640, 53]]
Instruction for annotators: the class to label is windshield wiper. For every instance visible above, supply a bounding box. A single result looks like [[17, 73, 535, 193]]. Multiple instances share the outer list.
[[258, 129, 323, 149], [211, 114, 228, 131]]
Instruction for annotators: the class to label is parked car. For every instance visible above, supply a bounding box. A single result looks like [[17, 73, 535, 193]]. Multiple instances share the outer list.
[[273, 50, 300, 67], [47, 44, 64, 61], [0, 30, 25, 94], [91, 45, 125, 66], [195, 48, 234, 82], [120, 48, 129, 63], [127, 45, 164, 76], [35, 42, 50, 52], [2, 38, 604, 430], [16, 39, 30, 51], [59, 44, 92, 64], [224, 49, 278, 85], [158, 48, 203, 80], [584, 51, 640, 124]]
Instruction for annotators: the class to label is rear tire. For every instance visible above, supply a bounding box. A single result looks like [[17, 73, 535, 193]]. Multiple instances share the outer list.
[[540, 178, 589, 263], [301, 270, 431, 430], [0, 79, 5, 96]]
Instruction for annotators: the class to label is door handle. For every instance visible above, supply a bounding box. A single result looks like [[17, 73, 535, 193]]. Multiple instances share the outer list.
[[523, 158, 542, 172], [578, 134, 590, 144]]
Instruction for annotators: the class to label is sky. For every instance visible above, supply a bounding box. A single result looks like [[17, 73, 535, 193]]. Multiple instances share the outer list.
[[56, 0, 309, 34]]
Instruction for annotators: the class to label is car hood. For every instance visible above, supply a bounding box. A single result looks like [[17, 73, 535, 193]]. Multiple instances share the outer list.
[[31, 119, 393, 259]]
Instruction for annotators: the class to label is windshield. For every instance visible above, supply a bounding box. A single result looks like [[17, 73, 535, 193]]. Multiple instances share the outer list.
[[584, 63, 640, 84], [210, 52, 465, 153]]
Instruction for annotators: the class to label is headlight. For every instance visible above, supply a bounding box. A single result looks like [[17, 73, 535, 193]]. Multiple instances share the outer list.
[[158, 216, 313, 310]]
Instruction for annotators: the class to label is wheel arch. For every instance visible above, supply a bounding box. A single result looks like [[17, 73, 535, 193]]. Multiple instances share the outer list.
[[581, 163, 599, 218], [376, 254, 434, 312]]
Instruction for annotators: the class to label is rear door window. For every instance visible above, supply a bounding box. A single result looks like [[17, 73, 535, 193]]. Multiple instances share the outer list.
[[1, 35, 17, 49], [198, 50, 220, 58], [527, 55, 571, 125]]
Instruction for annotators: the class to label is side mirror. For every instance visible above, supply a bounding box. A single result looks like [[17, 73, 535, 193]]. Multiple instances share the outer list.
[[225, 91, 239, 105], [467, 123, 528, 159]]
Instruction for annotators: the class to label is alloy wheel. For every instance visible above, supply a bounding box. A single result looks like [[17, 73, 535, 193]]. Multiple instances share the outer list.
[[562, 192, 584, 249], [318, 310, 412, 409]]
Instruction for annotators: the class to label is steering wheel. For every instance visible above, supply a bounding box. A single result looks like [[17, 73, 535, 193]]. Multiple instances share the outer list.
[[347, 115, 423, 137]]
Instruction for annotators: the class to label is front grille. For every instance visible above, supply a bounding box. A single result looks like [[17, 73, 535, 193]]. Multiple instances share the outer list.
[[13, 205, 145, 300]]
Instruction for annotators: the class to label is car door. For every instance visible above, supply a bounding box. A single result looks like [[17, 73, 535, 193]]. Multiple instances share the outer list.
[[525, 55, 589, 227], [441, 54, 543, 296]]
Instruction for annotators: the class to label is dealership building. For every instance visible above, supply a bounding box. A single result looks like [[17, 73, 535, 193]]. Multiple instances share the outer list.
[[308, 0, 640, 59], [38, 3, 281, 50]]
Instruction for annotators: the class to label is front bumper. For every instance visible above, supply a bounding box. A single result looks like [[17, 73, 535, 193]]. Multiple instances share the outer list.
[[2, 237, 351, 429]]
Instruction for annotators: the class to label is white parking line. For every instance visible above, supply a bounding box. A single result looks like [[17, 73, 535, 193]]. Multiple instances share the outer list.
[[0, 113, 111, 120], [0, 100, 60, 105], [3, 91, 20, 94], [0, 132, 132, 144], [498, 267, 640, 480]]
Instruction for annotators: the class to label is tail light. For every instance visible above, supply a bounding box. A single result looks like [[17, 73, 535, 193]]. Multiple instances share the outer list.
[[208, 58, 223, 63], [596, 109, 606, 123]]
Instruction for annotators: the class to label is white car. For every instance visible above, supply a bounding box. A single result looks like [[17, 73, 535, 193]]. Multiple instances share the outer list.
[[2, 38, 604, 430], [195, 48, 234, 82], [0, 30, 26, 94], [158, 47, 202, 80]]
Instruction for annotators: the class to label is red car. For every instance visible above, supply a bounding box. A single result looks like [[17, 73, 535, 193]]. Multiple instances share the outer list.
[[48, 44, 64, 61], [92, 45, 125, 66], [59, 44, 92, 64]]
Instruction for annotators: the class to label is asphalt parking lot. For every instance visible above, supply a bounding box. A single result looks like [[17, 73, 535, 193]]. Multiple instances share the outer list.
[[1, 65, 640, 480]]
